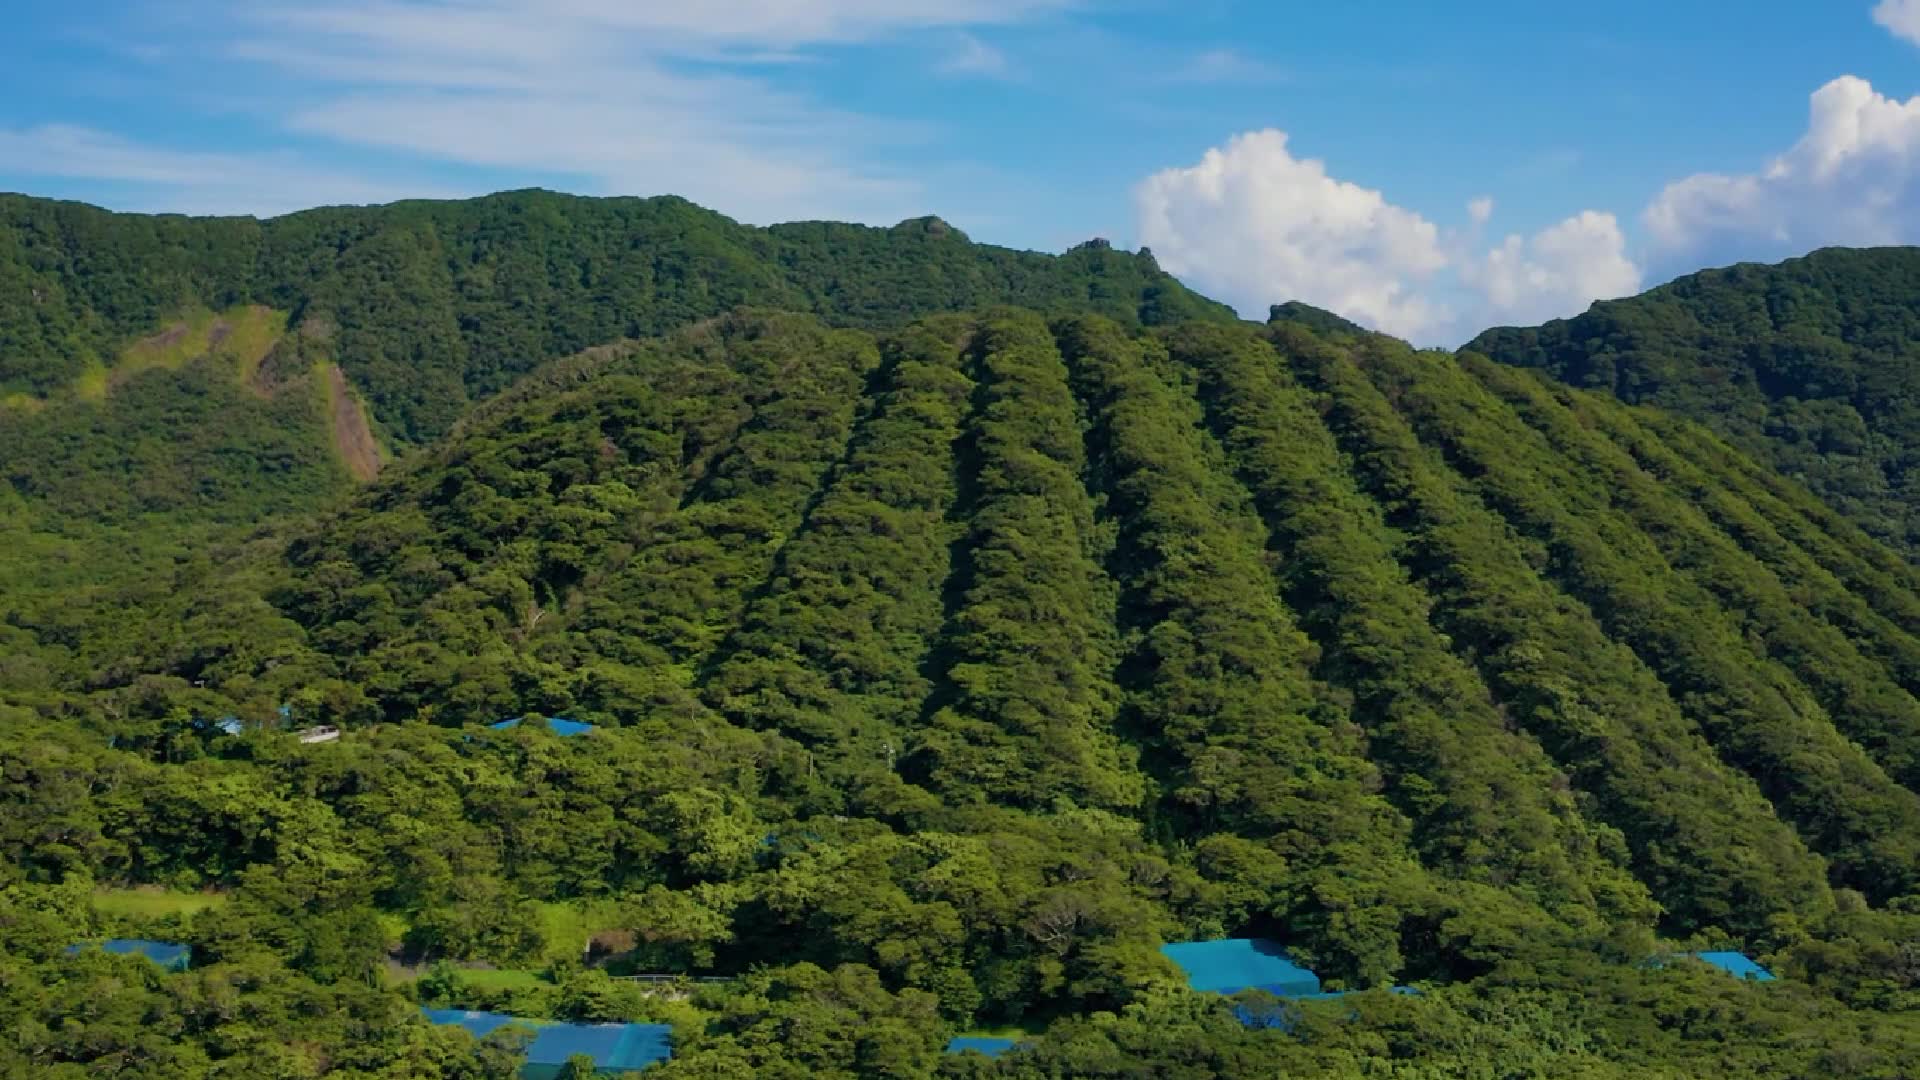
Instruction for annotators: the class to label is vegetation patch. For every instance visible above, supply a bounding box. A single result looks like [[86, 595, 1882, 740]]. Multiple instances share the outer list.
[[92, 887, 229, 920], [113, 305, 288, 392]]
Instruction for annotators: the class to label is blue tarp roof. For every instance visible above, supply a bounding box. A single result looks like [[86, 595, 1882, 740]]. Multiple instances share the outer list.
[[422, 1009, 671, 1075], [68, 939, 192, 971], [489, 717, 596, 737], [422, 1009, 531, 1038], [1161, 939, 1322, 996], [946, 1037, 1017, 1058], [1693, 951, 1776, 982], [526, 1023, 671, 1075]]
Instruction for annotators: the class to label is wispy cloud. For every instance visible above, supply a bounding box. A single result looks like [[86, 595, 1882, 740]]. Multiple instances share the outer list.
[[939, 33, 1012, 78], [214, 0, 1092, 222], [247, 0, 1078, 54], [1163, 48, 1289, 85], [0, 125, 466, 216], [10, 0, 1078, 224]]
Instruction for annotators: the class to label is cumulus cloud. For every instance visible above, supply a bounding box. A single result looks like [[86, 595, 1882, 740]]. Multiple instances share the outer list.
[[1874, 0, 1920, 46], [1461, 211, 1641, 327], [1136, 130, 1637, 343], [1136, 130, 1451, 339], [1644, 75, 1920, 270]]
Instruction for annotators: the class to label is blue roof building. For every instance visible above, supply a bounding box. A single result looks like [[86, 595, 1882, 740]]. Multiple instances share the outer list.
[[1693, 951, 1777, 982], [490, 717, 596, 737], [422, 1009, 671, 1076], [422, 1009, 529, 1038], [1161, 938, 1322, 997], [67, 939, 192, 972], [946, 1036, 1017, 1058]]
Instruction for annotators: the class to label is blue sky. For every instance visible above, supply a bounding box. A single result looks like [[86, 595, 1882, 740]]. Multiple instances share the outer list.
[[6, 0, 1920, 343]]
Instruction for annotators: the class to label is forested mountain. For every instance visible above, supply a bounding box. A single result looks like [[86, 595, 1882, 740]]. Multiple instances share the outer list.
[[1468, 247, 1920, 558], [0, 190, 1225, 442], [0, 191, 1231, 662], [9, 303, 1920, 1077]]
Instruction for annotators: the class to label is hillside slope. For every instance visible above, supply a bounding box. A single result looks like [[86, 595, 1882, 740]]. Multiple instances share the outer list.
[[11, 311, 1920, 1075], [1468, 247, 1920, 557], [269, 309, 1920, 919], [0, 191, 1230, 445], [2, 303, 380, 521]]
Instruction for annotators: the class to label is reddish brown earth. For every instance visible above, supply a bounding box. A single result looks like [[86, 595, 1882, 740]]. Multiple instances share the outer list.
[[326, 365, 382, 482]]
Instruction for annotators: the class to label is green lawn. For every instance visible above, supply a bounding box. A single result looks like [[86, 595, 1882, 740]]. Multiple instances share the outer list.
[[531, 899, 622, 965], [93, 887, 228, 919], [454, 967, 551, 992]]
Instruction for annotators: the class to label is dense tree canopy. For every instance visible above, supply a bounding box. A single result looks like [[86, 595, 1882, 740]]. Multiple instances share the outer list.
[[1469, 247, 1920, 558], [10, 196, 1920, 1075], [8, 300, 1920, 1075], [0, 191, 1229, 443]]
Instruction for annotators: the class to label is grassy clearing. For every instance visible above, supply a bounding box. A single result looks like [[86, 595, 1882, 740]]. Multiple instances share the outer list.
[[93, 887, 229, 919], [220, 306, 286, 386], [110, 305, 288, 391], [73, 362, 109, 403], [532, 899, 621, 966], [454, 967, 551, 991]]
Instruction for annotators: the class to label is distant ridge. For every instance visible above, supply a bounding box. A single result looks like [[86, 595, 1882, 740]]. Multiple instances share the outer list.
[[0, 188, 1232, 530], [1468, 246, 1920, 558]]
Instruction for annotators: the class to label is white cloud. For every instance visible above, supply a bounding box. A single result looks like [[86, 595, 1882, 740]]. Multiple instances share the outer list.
[[253, 0, 1075, 56], [1874, 0, 1920, 46], [5, 0, 1074, 225], [1136, 130, 1451, 339], [1136, 130, 1636, 343], [1461, 211, 1641, 326], [0, 125, 465, 216], [201, 0, 1083, 224], [938, 33, 1010, 77], [1644, 75, 1920, 270], [1468, 196, 1495, 227]]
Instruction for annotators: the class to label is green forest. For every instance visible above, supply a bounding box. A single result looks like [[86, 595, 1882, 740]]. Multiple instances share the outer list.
[[1469, 247, 1920, 558], [8, 193, 1920, 1077]]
